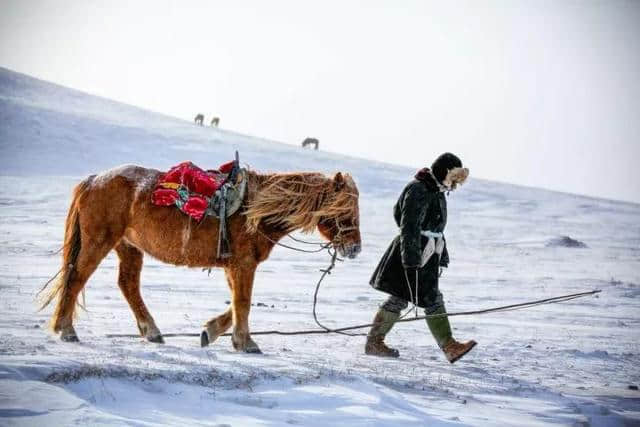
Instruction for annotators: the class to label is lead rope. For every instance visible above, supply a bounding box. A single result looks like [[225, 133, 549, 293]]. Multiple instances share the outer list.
[[415, 270, 419, 318], [106, 289, 601, 339], [311, 248, 366, 336], [257, 230, 365, 336], [400, 237, 445, 319], [401, 269, 420, 319]]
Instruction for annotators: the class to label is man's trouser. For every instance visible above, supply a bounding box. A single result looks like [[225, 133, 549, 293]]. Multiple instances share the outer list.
[[380, 292, 452, 349]]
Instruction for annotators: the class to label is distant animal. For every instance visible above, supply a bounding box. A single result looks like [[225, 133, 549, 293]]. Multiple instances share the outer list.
[[194, 114, 204, 125], [39, 165, 362, 354], [302, 138, 319, 150], [210, 117, 220, 127]]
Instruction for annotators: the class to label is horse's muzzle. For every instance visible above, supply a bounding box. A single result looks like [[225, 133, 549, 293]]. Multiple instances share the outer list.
[[339, 243, 361, 259]]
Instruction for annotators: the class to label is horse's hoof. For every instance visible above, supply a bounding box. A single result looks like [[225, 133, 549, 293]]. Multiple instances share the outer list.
[[138, 321, 163, 344], [61, 334, 79, 342], [244, 338, 262, 354], [147, 334, 165, 344], [232, 335, 261, 353], [200, 331, 210, 347]]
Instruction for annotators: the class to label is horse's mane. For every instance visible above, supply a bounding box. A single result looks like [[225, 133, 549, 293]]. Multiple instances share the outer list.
[[245, 171, 358, 234]]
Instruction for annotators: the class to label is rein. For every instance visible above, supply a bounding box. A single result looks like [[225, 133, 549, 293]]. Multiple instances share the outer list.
[[257, 230, 332, 253]]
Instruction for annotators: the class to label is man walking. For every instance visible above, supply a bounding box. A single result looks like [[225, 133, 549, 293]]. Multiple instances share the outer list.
[[366, 152, 476, 363]]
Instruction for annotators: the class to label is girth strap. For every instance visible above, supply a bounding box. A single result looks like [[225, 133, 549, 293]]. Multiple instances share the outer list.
[[217, 186, 231, 258]]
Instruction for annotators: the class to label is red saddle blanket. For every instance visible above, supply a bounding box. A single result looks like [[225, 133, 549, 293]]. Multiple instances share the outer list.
[[151, 161, 235, 221]]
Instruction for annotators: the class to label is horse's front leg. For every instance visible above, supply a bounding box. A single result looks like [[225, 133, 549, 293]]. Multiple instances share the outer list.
[[226, 263, 261, 353]]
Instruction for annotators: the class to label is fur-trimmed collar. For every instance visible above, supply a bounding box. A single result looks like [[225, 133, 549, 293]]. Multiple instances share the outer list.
[[415, 167, 441, 192]]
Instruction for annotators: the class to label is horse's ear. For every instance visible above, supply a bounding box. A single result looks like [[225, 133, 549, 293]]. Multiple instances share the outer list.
[[333, 172, 345, 191]]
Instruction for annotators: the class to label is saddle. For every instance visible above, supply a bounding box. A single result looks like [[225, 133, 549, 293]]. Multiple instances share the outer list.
[[151, 152, 247, 258]]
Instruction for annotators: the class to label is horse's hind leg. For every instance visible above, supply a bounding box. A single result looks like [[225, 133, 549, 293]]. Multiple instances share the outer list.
[[201, 268, 235, 347], [52, 239, 114, 342], [201, 307, 232, 347], [115, 242, 163, 343]]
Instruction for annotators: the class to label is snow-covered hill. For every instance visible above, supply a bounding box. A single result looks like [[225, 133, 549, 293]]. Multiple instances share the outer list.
[[1, 67, 639, 426]]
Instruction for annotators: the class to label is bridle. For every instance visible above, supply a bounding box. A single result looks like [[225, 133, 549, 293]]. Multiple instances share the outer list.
[[328, 216, 359, 248]]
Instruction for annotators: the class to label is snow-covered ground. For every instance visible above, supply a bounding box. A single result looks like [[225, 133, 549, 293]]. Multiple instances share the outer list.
[[1, 67, 639, 426]]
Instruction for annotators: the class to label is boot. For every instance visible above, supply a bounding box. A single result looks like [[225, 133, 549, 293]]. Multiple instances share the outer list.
[[365, 308, 400, 358], [442, 338, 477, 364], [426, 305, 477, 364]]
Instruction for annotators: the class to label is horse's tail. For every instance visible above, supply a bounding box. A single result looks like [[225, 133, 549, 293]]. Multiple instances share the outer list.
[[38, 175, 94, 314]]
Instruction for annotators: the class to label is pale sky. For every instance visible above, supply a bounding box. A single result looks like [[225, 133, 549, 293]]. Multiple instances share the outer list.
[[1, 0, 639, 203]]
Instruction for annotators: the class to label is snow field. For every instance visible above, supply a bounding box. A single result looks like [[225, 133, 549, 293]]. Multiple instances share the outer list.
[[1, 67, 639, 426]]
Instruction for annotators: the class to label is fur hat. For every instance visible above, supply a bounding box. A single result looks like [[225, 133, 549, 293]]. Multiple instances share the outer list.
[[431, 152, 469, 190]]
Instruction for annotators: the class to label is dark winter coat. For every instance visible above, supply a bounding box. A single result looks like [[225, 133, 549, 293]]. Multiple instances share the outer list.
[[369, 169, 450, 307]]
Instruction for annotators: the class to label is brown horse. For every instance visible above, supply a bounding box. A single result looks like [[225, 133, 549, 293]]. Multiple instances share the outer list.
[[39, 165, 361, 353]]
